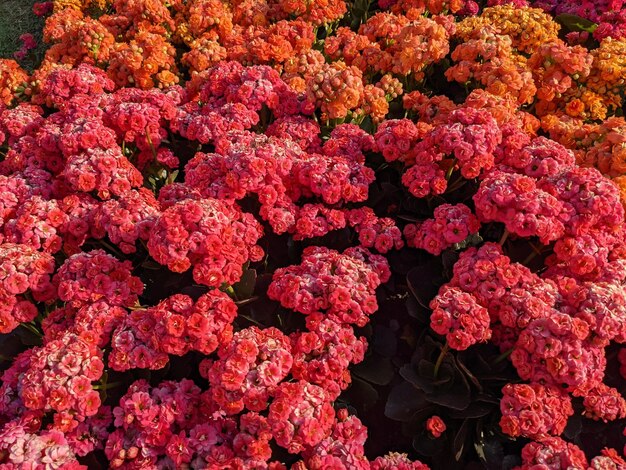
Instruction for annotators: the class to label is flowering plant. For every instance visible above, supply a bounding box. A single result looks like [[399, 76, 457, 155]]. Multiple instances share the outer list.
[[0, 0, 626, 468]]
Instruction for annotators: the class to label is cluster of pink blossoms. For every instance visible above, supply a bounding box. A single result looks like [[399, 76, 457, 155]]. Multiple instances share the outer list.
[[404, 203, 480, 255], [429, 286, 491, 350], [202, 326, 293, 415], [19, 332, 104, 431], [499, 383, 573, 439], [0, 243, 55, 333], [4, 0, 626, 461], [54, 250, 143, 308], [147, 196, 264, 288], [268, 246, 391, 327]]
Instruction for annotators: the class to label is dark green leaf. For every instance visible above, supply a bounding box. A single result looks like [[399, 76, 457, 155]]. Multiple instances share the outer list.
[[385, 381, 431, 422], [232, 268, 257, 300], [343, 377, 379, 412], [555, 14, 598, 33], [563, 414, 582, 441], [353, 355, 395, 386], [475, 430, 505, 470], [453, 419, 470, 461], [373, 325, 398, 357], [412, 432, 445, 457], [447, 400, 494, 419]]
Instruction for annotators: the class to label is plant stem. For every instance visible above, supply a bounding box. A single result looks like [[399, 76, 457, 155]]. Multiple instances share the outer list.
[[21, 322, 42, 337], [445, 158, 457, 181], [498, 229, 509, 246], [224, 285, 237, 301], [433, 343, 449, 379], [493, 347, 514, 365], [94, 381, 122, 390]]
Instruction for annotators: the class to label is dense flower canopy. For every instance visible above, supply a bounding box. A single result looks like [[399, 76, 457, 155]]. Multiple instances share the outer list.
[[0, 0, 625, 468]]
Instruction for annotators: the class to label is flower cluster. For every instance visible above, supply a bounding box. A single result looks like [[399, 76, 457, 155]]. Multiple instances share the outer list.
[[404, 203, 480, 255], [268, 246, 390, 327], [203, 326, 293, 414], [54, 249, 143, 308], [2, 0, 626, 466], [19, 332, 104, 428], [429, 285, 491, 350], [147, 196, 264, 287], [499, 383, 573, 439], [0, 243, 55, 333]]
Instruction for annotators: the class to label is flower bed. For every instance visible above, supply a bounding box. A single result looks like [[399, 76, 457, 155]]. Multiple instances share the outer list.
[[0, 0, 625, 468]]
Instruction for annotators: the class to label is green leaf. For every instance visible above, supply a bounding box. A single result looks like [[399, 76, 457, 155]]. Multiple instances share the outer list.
[[232, 268, 257, 300], [555, 14, 598, 33], [384, 381, 431, 422], [353, 355, 395, 386], [453, 419, 470, 461], [343, 377, 379, 412]]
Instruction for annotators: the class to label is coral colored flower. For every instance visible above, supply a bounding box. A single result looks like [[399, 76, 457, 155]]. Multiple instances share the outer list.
[[426, 416, 446, 438]]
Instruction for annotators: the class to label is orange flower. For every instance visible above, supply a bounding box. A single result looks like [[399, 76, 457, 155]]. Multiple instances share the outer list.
[[458, 6, 560, 55], [182, 33, 228, 74], [387, 17, 450, 79], [277, 0, 346, 26], [0, 60, 29, 106], [359, 85, 389, 124], [306, 61, 364, 121]]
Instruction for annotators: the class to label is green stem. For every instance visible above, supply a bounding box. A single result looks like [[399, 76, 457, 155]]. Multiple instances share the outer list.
[[498, 229, 509, 247], [21, 322, 42, 337], [224, 285, 238, 301], [493, 347, 514, 365], [433, 343, 449, 379], [445, 158, 458, 181], [94, 381, 122, 390]]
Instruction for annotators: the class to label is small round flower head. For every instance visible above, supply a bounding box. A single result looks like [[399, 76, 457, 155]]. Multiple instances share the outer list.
[[93, 188, 160, 254], [19, 332, 104, 422], [0, 422, 83, 468], [268, 246, 390, 327], [347, 207, 404, 253], [204, 326, 293, 414], [147, 197, 263, 288], [497, 136, 576, 178], [414, 107, 502, 179], [589, 448, 626, 470], [108, 309, 169, 372], [515, 437, 588, 470], [301, 409, 369, 470], [404, 203, 480, 256], [39, 63, 115, 109], [291, 204, 347, 241], [371, 452, 430, 469], [429, 286, 491, 350], [539, 166, 624, 240], [583, 383, 626, 423], [474, 170, 566, 244], [105, 379, 205, 468], [63, 146, 143, 200], [374, 119, 423, 163], [0, 243, 56, 334], [55, 249, 143, 308], [511, 312, 605, 396], [268, 381, 334, 454], [426, 416, 446, 438], [291, 314, 367, 400], [152, 290, 238, 357], [306, 61, 364, 122], [499, 383, 573, 439], [401, 161, 448, 198]]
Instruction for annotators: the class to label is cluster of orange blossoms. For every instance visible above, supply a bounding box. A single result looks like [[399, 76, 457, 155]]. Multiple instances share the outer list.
[[0, 0, 625, 197]]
